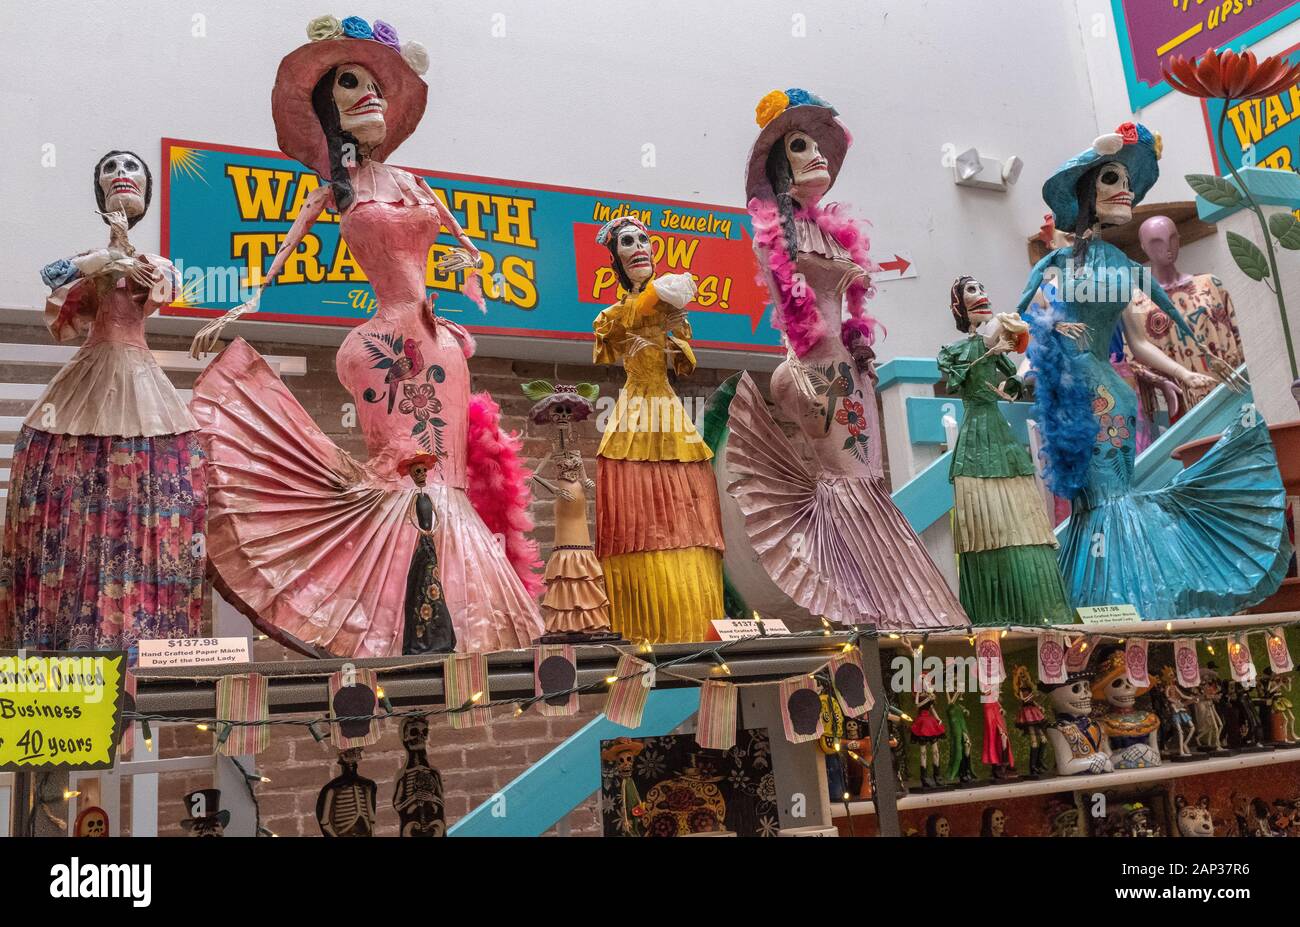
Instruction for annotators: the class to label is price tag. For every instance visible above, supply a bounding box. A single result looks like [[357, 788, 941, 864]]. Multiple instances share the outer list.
[[0, 650, 126, 771], [708, 619, 791, 641], [1075, 604, 1141, 625], [137, 637, 251, 668]]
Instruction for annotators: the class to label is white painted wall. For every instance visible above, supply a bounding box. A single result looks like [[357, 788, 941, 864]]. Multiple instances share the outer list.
[[1, 0, 1291, 363]]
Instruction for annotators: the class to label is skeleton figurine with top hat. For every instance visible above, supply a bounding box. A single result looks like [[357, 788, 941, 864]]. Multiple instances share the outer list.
[[1018, 122, 1289, 622], [708, 89, 967, 632], [1043, 669, 1114, 776], [591, 215, 726, 644], [521, 381, 619, 642], [186, 15, 543, 658], [181, 789, 230, 837]]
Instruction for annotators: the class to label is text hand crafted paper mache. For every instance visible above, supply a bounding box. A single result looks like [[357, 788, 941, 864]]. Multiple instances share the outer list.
[[1019, 123, 1290, 620], [0, 151, 205, 652], [711, 89, 968, 631], [188, 15, 543, 658]]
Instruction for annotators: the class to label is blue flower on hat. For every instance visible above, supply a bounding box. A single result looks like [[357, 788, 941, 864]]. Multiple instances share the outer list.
[[341, 16, 373, 39]]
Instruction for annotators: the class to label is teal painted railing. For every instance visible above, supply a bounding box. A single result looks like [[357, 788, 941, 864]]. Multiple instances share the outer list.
[[457, 359, 1252, 835]]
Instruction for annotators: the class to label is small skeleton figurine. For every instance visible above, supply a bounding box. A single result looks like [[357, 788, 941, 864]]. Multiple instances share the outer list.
[[1193, 662, 1227, 753], [1013, 665, 1051, 778], [1157, 666, 1197, 759], [944, 689, 975, 785], [520, 381, 616, 641], [399, 454, 455, 655], [1261, 668, 1297, 745], [980, 806, 1008, 837], [74, 806, 110, 838], [601, 737, 646, 837], [1043, 672, 1114, 776], [317, 748, 378, 837], [393, 716, 445, 837], [1091, 649, 1161, 769], [180, 789, 230, 837], [1228, 679, 1265, 750], [910, 669, 946, 790], [1175, 795, 1215, 837]]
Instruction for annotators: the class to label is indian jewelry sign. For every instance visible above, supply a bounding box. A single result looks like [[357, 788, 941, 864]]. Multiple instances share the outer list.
[[160, 138, 780, 353]]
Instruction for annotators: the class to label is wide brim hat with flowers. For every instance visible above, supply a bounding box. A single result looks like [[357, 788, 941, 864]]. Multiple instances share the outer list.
[[272, 15, 430, 177], [745, 88, 851, 203], [1042, 122, 1161, 230]]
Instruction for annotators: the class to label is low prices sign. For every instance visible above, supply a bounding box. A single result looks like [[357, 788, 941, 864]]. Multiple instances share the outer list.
[[1110, 0, 1300, 110], [1203, 41, 1300, 174], [0, 651, 127, 771], [161, 138, 782, 352]]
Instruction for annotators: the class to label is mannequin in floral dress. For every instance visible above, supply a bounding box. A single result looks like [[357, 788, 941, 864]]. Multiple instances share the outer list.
[[0, 150, 204, 651], [592, 217, 724, 643], [718, 89, 968, 631], [189, 16, 542, 657]]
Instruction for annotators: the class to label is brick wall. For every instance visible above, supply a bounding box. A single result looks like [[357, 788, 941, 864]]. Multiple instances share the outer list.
[[0, 318, 765, 837]]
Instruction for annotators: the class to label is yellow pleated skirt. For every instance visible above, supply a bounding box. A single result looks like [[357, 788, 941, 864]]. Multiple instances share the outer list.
[[601, 547, 724, 643]]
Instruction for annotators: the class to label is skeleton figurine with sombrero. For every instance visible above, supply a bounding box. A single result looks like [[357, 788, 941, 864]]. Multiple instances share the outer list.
[[187, 15, 544, 658], [1018, 123, 1290, 621], [709, 89, 968, 632], [521, 381, 621, 642]]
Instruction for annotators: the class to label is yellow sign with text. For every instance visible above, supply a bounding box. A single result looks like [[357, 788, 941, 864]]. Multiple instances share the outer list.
[[0, 651, 126, 770]]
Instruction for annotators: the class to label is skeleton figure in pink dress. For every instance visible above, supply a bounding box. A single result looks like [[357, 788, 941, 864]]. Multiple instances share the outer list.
[[189, 17, 542, 657]]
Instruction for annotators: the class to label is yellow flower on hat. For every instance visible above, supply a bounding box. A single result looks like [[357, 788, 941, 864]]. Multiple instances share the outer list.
[[755, 90, 790, 129], [1153, 131, 1163, 160], [307, 14, 343, 42]]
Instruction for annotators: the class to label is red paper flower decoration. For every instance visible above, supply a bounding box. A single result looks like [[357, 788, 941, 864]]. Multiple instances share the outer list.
[[1162, 49, 1300, 99]]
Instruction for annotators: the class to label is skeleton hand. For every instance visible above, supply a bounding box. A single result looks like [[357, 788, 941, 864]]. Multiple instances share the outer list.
[[190, 289, 262, 358], [1054, 321, 1090, 349], [435, 249, 482, 274], [555, 487, 573, 501], [988, 380, 1015, 402], [1203, 354, 1249, 394], [128, 258, 160, 290], [584, 478, 596, 492], [101, 209, 130, 237], [1087, 754, 1110, 774]]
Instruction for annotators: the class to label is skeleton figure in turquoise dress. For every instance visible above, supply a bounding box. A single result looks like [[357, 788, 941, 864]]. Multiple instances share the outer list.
[[1019, 123, 1290, 620]]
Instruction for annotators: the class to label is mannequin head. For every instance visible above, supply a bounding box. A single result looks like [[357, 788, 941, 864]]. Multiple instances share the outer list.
[[1139, 215, 1180, 270]]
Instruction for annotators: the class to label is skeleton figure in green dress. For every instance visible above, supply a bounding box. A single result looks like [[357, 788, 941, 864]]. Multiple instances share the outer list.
[[938, 276, 1072, 626]]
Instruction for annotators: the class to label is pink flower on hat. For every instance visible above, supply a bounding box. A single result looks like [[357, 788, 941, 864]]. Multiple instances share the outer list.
[[1116, 122, 1138, 145]]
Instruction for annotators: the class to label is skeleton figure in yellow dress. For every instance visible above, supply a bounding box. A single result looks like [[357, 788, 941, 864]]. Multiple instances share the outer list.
[[592, 216, 725, 643]]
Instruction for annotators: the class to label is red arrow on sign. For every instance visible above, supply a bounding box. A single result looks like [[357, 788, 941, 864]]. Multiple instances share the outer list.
[[876, 254, 911, 275]]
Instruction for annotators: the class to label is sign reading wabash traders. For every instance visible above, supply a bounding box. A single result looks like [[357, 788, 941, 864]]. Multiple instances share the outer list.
[[160, 138, 782, 353], [0, 651, 126, 771], [1109, 0, 1300, 111], [1203, 41, 1300, 175]]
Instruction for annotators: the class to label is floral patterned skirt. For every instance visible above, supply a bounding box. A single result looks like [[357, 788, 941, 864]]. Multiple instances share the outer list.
[[0, 426, 206, 651]]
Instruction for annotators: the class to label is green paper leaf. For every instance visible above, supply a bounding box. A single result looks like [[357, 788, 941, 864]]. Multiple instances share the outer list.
[[842, 436, 855, 450], [575, 382, 600, 401], [1268, 212, 1300, 250], [1185, 174, 1242, 207], [1226, 231, 1271, 281], [412, 421, 426, 434], [520, 379, 555, 401]]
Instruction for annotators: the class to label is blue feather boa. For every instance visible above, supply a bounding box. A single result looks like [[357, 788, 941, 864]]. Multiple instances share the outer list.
[[1026, 284, 1096, 501]]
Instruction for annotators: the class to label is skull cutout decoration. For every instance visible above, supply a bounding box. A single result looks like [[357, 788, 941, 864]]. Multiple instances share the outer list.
[[1093, 162, 1133, 227], [75, 806, 110, 838], [332, 63, 388, 151], [94, 150, 151, 228], [784, 130, 832, 204]]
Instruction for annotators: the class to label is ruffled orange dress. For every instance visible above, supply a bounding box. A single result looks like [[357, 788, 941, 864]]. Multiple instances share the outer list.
[[593, 281, 724, 642], [541, 472, 611, 632]]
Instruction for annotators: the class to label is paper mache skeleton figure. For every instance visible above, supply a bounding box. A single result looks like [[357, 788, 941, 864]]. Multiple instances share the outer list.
[[317, 748, 378, 837], [399, 454, 456, 655], [393, 716, 445, 837], [909, 669, 947, 789], [75, 806, 110, 838], [1193, 662, 1227, 753], [1043, 672, 1114, 776], [601, 737, 646, 837], [181, 789, 230, 837], [521, 381, 618, 641], [1262, 668, 1297, 745], [1175, 795, 1215, 837], [1091, 649, 1161, 769], [1156, 666, 1197, 759], [1013, 665, 1052, 778], [0, 149, 203, 652]]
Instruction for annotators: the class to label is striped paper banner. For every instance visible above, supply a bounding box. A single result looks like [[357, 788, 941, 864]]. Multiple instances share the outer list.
[[828, 650, 873, 716], [535, 645, 578, 717], [778, 676, 824, 744], [604, 653, 653, 728], [215, 673, 270, 756], [1267, 627, 1294, 673], [328, 667, 381, 748], [695, 680, 738, 751], [445, 654, 491, 729]]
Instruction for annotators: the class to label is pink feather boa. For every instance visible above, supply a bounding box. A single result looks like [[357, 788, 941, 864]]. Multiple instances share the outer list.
[[465, 392, 544, 599], [747, 197, 883, 357]]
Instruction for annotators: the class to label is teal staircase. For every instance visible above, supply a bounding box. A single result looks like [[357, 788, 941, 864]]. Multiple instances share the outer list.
[[450, 359, 1251, 836]]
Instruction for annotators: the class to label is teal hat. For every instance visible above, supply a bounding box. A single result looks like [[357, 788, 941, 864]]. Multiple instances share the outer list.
[[1042, 122, 1161, 230]]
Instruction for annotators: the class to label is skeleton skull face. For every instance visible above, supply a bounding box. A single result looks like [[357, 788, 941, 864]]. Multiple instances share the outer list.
[[402, 717, 429, 751], [409, 462, 428, 486], [989, 809, 1006, 836], [616, 225, 654, 289], [98, 153, 147, 222], [194, 820, 225, 838], [784, 130, 831, 202], [1104, 675, 1137, 710], [1050, 679, 1093, 717], [612, 752, 636, 777], [961, 278, 991, 323], [933, 816, 950, 837], [333, 64, 387, 149], [1094, 162, 1133, 227], [77, 808, 108, 837]]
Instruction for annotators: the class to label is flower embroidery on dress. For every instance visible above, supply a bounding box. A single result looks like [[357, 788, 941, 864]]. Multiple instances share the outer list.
[[1096, 413, 1131, 448], [360, 331, 447, 454]]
